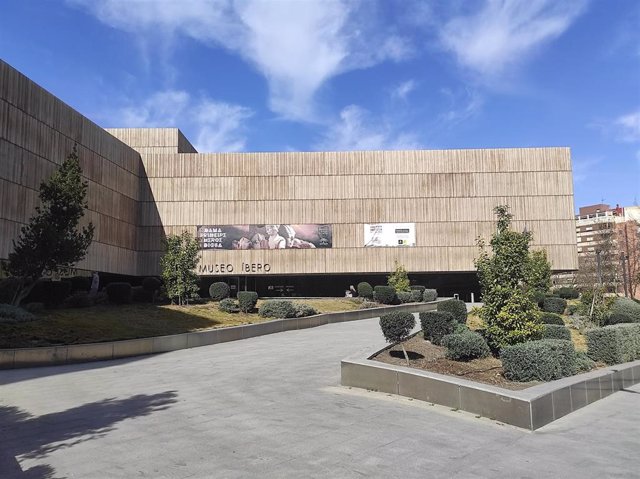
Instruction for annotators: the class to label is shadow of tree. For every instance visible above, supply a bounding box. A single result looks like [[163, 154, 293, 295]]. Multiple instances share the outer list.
[[0, 391, 178, 478]]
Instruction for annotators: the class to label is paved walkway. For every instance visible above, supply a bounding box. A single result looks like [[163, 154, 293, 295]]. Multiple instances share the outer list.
[[1, 318, 638, 478]]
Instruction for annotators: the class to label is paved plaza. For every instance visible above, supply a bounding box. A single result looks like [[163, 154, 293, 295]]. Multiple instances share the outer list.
[[1, 318, 638, 478]]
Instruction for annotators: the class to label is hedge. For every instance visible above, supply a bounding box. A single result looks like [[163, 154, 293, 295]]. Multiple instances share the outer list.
[[397, 291, 413, 304], [542, 297, 567, 314], [554, 286, 579, 299], [131, 286, 153, 303], [373, 285, 396, 305], [539, 312, 565, 325], [357, 282, 373, 300], [209, 282, 230, 301], [585, 323, 640, 365], [259, 300, 296, 318], [69, 276, 92, 292], [575, 351, 596, 372], [420, 311, 456, 346], [142, 277, 162, 292], [294, 303, 318, 318], [501, 339, 577, 382], [541, 324, 571, 341], [606, 297, 640, 325], [218, 298, 239, 313], [410, 285, 426, 293], [423, 289, 438, 302], [65, 291, 93, 308], [237, 291, 258, 313], [437, 299, 466, 323], [25, 280, 72, 307], [530, 289, 546, 308], [409, 289, 423, 303], [106, 282, 132, 304], [441, 331, 490, 361], [379, 311, 415, 344], [0, 304, 36, 323]]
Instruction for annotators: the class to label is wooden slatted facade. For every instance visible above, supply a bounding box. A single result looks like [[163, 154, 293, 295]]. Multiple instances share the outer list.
[[1, 60, 578, 286]]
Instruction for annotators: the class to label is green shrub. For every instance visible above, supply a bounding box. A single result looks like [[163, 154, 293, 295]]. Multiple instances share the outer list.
[[501, 339, 577, 382], [357, 282, 373, 300], [554, 286, 579, 299], [294, 302, 318, 317], [373, 285, 396, 305], [69, 276, 92, 292], [606, 297, 640, 325], [410, 285, 426, 293], [530, 289, 546, 308], [0, 304, 36, 323], [575, 351, 596, 372], [106, 282, 132, 304], [131, 286, 153, 303], [541, 324, 571, 341], [423, 289, 438, 302], [237, 291, 258, 313], [209, 282, 230, 301], [0, 278, 20, 304], [142, 277, 162, 292], [22, 302, 44, 314], [218, 298, 239, 313], [585, 324, 640, 365], [437, 299, 467, 323], [542, 297, 567, 314], [420, 311, 456, 345], [539, 312, 564, 325], [441, 331, 490, 361], [65, 291, 93, 308], [25, 280, 72, 307], [397, 291, 413, 303], [483, 288, 543, 350], [387, 260, 410, 292], [379, 311, 415, 343], [566, 303, 579, 316], [359, 300, 379, 309], [409, 290, 423, 302], [259, 300, 296, 318]]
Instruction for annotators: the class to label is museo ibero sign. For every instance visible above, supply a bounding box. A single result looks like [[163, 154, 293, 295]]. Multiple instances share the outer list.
[[197, 224, 332, 250], [364, 223, 416, 247]]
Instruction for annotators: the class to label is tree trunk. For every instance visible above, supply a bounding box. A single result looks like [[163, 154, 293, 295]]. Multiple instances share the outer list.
[[401, 343, 410, 366]]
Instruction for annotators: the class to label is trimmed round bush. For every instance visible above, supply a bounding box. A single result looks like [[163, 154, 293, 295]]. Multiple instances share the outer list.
[[554, 286, 579, 299], [437, 298, 467, 323], [541, 324, 571, 341], [259, 300, 296, 318], [423, 289, 438, 302], [237, 291, 259, 313], [131, 286, 153, 303], [142, 277, 162, 292], [357, 282, 373, 300], [542, 297, 567, 314], [441, 331, 490, 361], [373, 285, 396, 305], [23, 302, 44, 314], [410, 285, 426, 293], [65, 291, 93, 308], [586, 323, 640, 365], [420, 311, 456, 345], [294, 302, 318, 318], [530, 289, 546, 308], [409, 289, 423, 303], [575, 351, 596, 372], [397, 291, 413, 303], [209, 282, 230, 301], [69, 276, 92, 292], [218, 298, 239, 313], [606, 297, 640, 325], [0, 304, 37, 323], [501, 339, 577, 382], [25, 280, 72, 307], [539, 312, 564, 325], [106, 282, 132, 304], [379, 311, 415, 344]]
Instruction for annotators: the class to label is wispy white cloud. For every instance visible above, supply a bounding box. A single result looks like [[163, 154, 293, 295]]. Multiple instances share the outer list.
[[115, 89, 253, 152], [69, 0, 412, 122], [440, 0, 588, 79], [391, 80, 417, 101], [614, 110, 640, 143], [315, 105, 420, 151], [438, 88, 484, 126], [572, 157, 601, 183]]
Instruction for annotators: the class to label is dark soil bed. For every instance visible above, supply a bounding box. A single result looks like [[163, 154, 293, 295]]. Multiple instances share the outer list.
[[372, 333, 540, 391]]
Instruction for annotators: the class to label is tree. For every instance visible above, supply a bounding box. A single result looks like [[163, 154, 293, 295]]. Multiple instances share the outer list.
[[6, 145, 94, 305], [160, 231, 200, 305], [616, 220, 639, 298], [475, 205, 542, 350], [526, 249, 552, 293], [387, 260, 410, 292]]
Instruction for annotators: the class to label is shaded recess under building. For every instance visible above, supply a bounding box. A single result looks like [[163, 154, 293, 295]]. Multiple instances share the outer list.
[[0, 60, 578, 298]]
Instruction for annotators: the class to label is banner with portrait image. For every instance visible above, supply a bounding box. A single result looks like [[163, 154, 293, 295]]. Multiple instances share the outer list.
[[364, 223, 416, 247], [197, 224, 332, 250]]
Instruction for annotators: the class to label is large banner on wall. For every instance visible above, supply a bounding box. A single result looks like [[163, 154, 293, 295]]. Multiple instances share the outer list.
[[197, 224, 332, 250], [364, 223, 416, 247]]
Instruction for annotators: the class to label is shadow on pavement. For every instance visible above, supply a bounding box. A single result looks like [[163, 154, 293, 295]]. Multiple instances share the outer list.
[[0, 390, 178, 478]]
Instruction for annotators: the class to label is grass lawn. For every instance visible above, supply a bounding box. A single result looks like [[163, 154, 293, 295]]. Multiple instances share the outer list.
[[0, 298, 362, 349]]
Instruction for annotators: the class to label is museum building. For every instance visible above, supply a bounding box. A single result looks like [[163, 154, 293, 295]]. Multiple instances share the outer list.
[[0, 60, 578, 298]]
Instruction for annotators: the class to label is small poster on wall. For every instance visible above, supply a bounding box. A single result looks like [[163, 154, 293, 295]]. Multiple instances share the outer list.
[[364, 223, 416, 247], [197, 224, 332, 250]]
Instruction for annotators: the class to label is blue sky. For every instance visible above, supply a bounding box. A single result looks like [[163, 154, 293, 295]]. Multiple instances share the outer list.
[[1, 0, 639, 210]]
